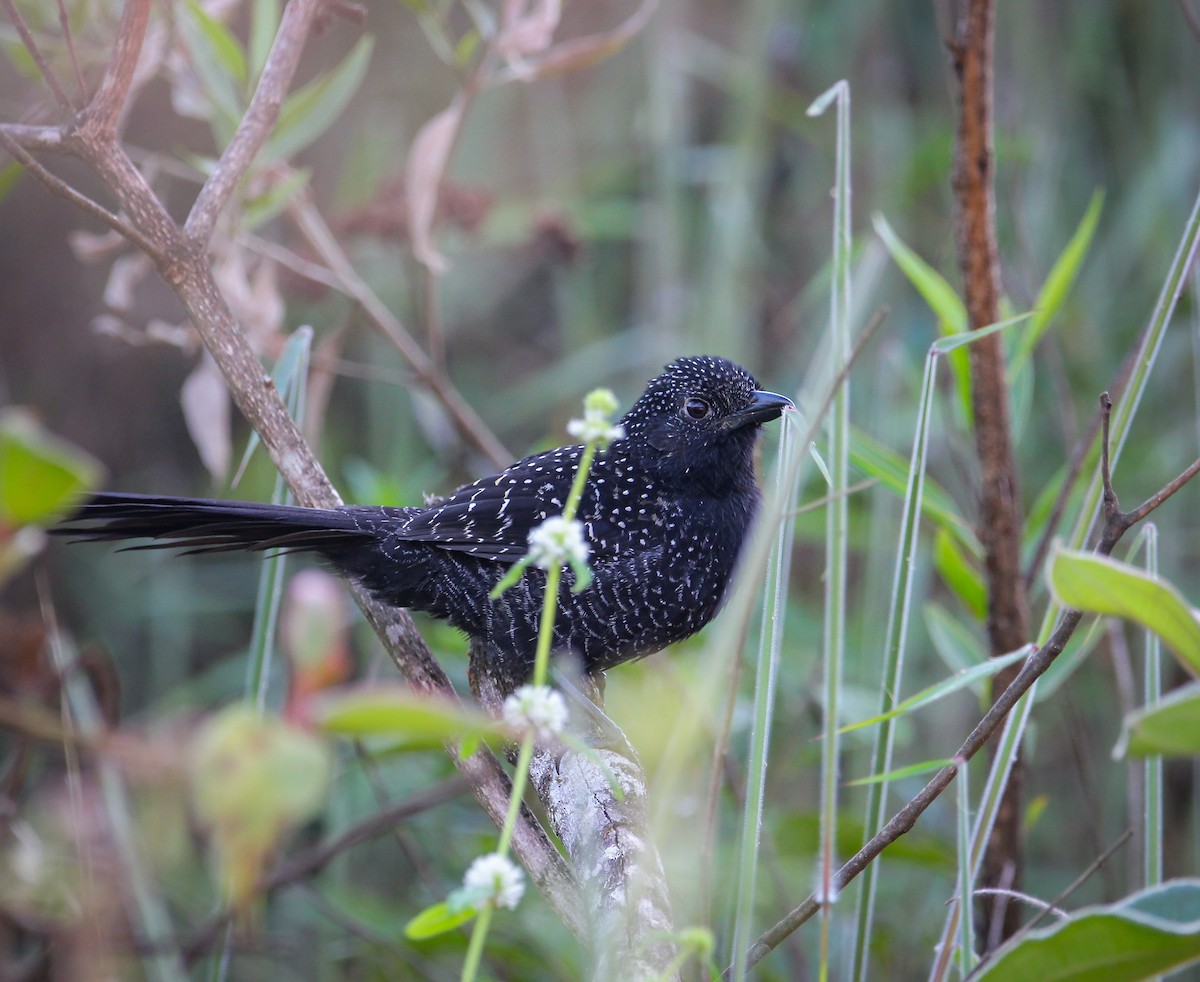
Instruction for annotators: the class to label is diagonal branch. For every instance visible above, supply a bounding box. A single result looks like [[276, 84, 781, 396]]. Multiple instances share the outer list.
[[185, 0, 324, 244], [2, 0, 581, 931], [85, 0, 151, 129], [0, 127, 155, 253], [732, 393, 1200, 976]]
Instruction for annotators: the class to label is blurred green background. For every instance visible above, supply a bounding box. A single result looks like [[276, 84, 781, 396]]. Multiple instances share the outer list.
[[2, 1, 1200, 978]]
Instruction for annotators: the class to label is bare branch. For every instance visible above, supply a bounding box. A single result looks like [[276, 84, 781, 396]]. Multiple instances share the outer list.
[[2, 0, 581, 935], [0, 127, 156, 253], [0, 121, 72, 153], [286, 193, 514, 468], [85, 0, 152, 129], [185, 0, 324, 244]]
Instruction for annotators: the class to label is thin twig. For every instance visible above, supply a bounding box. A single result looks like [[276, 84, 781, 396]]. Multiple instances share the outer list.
[[287, 192, 513, 468], [183, 778, 470, 959], [56, 0, 87, 102], [1023, 342, 1139, 590], [1122, 456, 1200, 528], [185, 0, 323, 243], [84, 0, 151, 130], [0, 127, 157, 254], [0, 0, 75, 113], [1007, 828, 1132, 942]]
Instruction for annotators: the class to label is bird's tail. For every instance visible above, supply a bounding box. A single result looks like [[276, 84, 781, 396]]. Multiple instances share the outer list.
[[53, 492, 378, 556]]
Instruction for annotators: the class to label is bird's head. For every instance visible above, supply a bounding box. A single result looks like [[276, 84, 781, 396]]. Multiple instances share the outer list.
[[618, 356, 793, 494]]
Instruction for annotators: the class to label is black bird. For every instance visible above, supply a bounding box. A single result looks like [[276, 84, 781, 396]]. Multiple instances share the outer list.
[[56, 356, 792, 682]]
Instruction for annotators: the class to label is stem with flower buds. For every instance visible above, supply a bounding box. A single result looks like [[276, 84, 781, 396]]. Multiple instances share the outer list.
[[460, 391, 622, 982]]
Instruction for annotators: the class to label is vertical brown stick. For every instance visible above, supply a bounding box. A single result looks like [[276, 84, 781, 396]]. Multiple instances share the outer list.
[[950, 0, 1030, 947]]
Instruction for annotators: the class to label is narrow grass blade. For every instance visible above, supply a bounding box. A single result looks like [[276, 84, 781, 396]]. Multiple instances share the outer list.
[[840, 646, 1031, 735], [1143, 525, 1163, 887], [245, 327, 311, 709]]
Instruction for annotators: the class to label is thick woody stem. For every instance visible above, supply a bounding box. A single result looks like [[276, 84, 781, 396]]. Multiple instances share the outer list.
[[950, 0, 1030, 945]]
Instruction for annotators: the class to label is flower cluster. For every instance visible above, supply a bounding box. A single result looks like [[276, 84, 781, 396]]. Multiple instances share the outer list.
[[462, 852, 525, 911], [566, 387, 625, 448], [503, 684, 568, 740], [526, 515, 589, 573]]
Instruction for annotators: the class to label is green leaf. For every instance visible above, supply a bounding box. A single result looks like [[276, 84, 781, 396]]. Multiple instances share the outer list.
[[929, 311, 1032, 354], [270, 36, 374, 160], [924, 602, 987, 674], [1024, 463, 1067, 555], [873, 212, 973, 423], [317, 685, 505, 745], [1047, 546, 1200, 676], [1010, 189, 1104, 380], [0, 410, 104, 525], [244, 165, 311, 230], [850, 427, 977, 553], [404, 900, 477, 940], [247, 0, 281, 86], [1117, 683, 1200, 758], [180, 0, 246, 134], [233, 327, 311, 486], [873, 214, 965, 331], [0, 161, 24, 204], [846, 758, 954, 786], [976, 879, 1200, 981], [933, 526, 987, 620], [839, 645, 1032, 734], [1033, 611, 1105, 701]]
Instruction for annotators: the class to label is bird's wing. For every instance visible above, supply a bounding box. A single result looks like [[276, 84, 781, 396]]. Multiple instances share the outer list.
[[396, 446, 586, 561]]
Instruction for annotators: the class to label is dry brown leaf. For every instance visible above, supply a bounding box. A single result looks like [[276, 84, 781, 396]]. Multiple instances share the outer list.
[[180, 351, 231, 483], [497, 0, 562, 69], [497, 0, 658, 83], [405, 102, 463, 275]]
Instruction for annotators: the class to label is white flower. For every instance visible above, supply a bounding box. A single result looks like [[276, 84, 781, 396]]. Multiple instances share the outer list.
[[503, 684, 568, 739], [566, 387, 625, 448], [463, 852, 525, 911], [526, 516, 589, 572], [567, 415, 625, 447]]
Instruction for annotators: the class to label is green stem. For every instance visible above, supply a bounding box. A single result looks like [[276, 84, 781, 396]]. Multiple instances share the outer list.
[[460, 430, 603, 979], [531, 565, 564, 689], [497, 735, 536, 856], [460, 901, 496, 982]]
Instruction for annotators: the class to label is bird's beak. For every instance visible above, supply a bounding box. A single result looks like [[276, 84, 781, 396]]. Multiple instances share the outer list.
[[724, 390, 795, 429]]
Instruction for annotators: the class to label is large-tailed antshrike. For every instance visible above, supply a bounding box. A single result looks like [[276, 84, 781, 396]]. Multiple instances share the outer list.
[[56, 355, 792, 682]]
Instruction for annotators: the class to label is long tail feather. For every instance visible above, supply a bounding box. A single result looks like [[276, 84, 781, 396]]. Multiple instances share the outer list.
[[53, 492, 376, 555]]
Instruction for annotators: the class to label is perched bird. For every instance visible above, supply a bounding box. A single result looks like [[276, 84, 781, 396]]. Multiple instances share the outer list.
[[56, 356, 791, 682]]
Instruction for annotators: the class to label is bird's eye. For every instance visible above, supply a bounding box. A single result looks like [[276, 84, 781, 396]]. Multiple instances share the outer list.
[[683, 396, 712, 420]]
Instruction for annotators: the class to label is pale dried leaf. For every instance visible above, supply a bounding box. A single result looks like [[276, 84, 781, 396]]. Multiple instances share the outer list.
[[405, 104, 463, 275], [68, 229, 127, 264], [211, 248, 284, 350], [145, 319, 199, 351], [181, 352, 232, 483], [497, 0, 562, 65], [103, 253, 154, 313], [497, 0, 657, 83]]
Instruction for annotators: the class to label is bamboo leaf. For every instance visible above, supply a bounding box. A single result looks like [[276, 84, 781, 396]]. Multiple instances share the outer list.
[[1117, 683, 1200, 758], [1047, 546, 1200, 676], [976, 880, 1200, 981], [270, 37, 374, 161], [1010, 189, 1104, 379], [839, 646, 1032, 734], [933, 527, 987, 620]]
